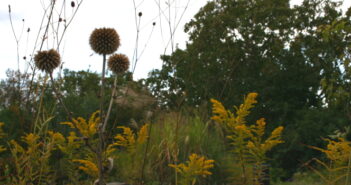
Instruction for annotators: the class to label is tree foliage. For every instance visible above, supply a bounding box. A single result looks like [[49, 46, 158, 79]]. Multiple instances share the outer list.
[[146, 0, 351, 179]]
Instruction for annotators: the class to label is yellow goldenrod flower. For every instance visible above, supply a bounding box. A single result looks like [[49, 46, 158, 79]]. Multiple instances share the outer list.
[[60, 111, 100, 138], [270, 126, 284, 139], [210, 98, 231, 124], [0, 122, 5, 138], [22, 133, 40, 146], [72, 159, 99, 177], [169, 153, 214, 184], [48, 131, 65, 144], [169, 153, 214, 185], [310, 138, 351, 162], [211, 93, 258, 129], [210, 93, 284, 184], [109, 123, 150, 152], [58, 132, 81, 154], [137, 124, 149, 144], [9, 140, 25, 154], [247, 141, 255, 149], [114, 126, 136, 147], [60, 121, 75, 129], [235, 92, 258, 125], [0, 122, 6, 152]]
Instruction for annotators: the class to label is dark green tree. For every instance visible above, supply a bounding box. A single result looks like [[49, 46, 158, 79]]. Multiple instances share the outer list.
[[146, 0, 351, 180]]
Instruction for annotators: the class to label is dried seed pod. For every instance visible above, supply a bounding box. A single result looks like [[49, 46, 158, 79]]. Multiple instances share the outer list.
[[108, 54, 129, 74], [34, 49, 61, 73], [89, 28, 120, 55], [71, 1, 75, 8]]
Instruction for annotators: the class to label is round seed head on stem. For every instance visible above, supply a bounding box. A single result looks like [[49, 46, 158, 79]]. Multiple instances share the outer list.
[[108, 54, 130, 74], [89, 28, 120, 55], [34, 49, 61, 73]]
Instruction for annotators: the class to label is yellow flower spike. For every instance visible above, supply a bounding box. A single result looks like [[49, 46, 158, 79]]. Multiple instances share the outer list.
[[256, 118, 266, 137], [57, 131, 82, 154], [211, 92, 284, 183], [72, 159, 99, 177], [169, 153, 214, 184], [89, 111, 100, 125], [322, 138, 350, 162], [108, 124, 150, 154], [88, 110, 100, 135], [210, 98, 231, 124], [137, 124, 149, 144], [48, 131, 65, 144], [67, 132, 80, 145], [22, 133, 40, 146], [9, 140, 25, 153], [270, 126, 284, 139], [0, 122, 5, 138], [106, 144, 117, 156], [247, 141, 255, 149], [0, 122, 6, 152], [13, 133, 41, 156], [60, 111, 99, 138], [60, 121, 75, 128], [235, 92, 258, 125], [110, 126, 136, 152], [256, 118, 266, 126], [74, 117, 89, 136], [234, 125, 252, 137]]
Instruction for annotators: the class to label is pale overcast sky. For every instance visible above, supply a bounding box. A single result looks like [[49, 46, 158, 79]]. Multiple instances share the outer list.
[[0, 0, 350, 80]]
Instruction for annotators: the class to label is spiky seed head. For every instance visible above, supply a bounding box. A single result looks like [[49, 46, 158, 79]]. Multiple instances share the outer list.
[[89, 28, 120, 55], [108, 54, 130, 74], [34, 49, 61, 73]]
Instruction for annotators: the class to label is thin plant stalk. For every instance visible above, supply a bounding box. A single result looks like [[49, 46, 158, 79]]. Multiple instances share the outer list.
[[49, 72, 73, 120], [97, 54, 107, 185], [102, 75, 118, 132], [27, 0, 56, 98], [140, 121, 153, 184], [99, 54, 107, 125], [33, 75, 48, 134], [173, 111, 183, 185]]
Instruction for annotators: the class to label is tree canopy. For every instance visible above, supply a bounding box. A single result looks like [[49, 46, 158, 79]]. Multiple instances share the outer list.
[[146, 0, 351, 179]]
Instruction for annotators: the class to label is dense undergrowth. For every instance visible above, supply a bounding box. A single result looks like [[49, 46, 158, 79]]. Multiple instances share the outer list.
[[2, 85, 350, 184], [0, 91, 286, 184]]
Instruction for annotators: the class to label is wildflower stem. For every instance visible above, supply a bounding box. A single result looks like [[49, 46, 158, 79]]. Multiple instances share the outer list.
[[26, 0, 56, 114], [100, 54, 106, 125], [140, 122, 153, 183], [97, 54, 107, 185], [33, 75, 48, 134], [49, 72, 72, 120], [102, 74, 118, 132]]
